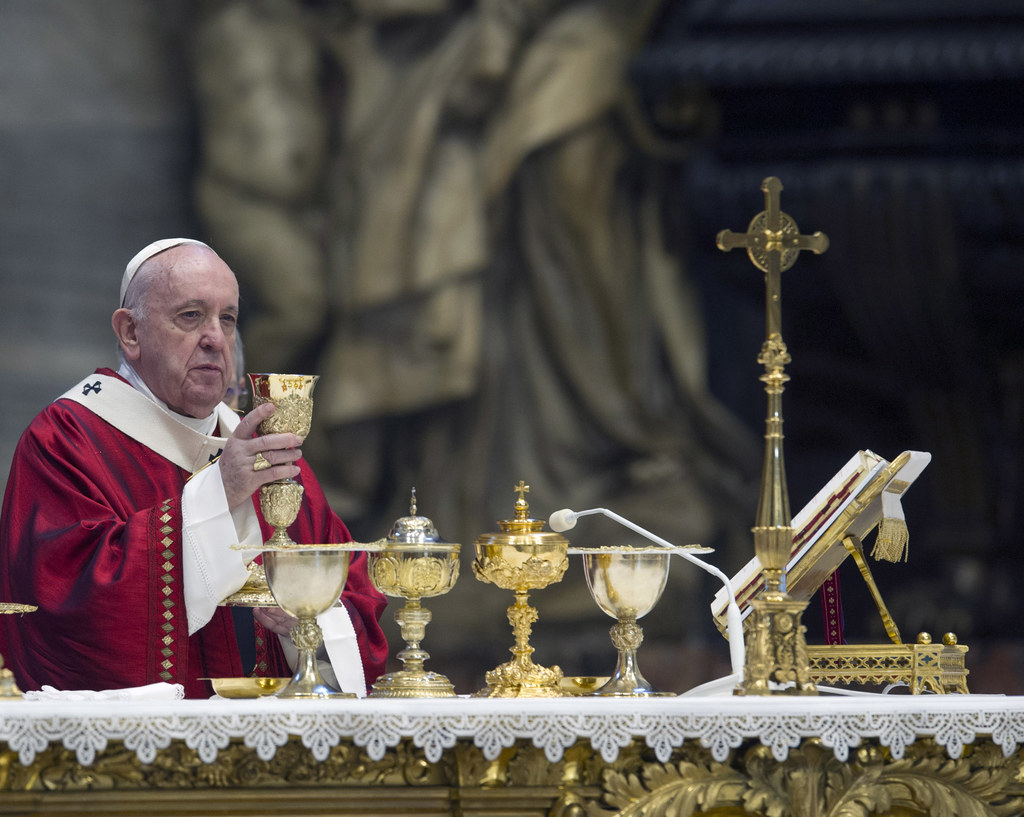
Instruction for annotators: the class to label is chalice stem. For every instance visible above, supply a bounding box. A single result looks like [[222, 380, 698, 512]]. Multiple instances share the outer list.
[[601, 617, 658, 695], [509, 590, 538, 664], [280, 616, 339, 697], [396, 599, 432, 673]]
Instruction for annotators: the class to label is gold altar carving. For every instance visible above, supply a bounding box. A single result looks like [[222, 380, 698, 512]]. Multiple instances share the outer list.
[[717, 176, 829, 696], [3, 736, 1022, 817]]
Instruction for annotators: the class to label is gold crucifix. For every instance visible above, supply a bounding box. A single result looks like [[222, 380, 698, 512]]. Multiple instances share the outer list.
[[717, 177, 828, 696], [513, 480, 531, 519], [513, 481, 530, 503], [716, 177, 829, 340]]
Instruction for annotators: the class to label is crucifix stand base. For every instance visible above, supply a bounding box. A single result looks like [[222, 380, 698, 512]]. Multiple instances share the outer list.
[[737, 592, 817, 696]]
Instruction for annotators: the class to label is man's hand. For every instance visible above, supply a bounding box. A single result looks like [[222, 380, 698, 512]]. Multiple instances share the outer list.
[[220, 402, 303, 509], [253, 605, 300, 637]]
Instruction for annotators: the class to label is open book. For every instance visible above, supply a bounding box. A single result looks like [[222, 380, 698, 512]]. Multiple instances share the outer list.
[[711, 449, 931, 631]]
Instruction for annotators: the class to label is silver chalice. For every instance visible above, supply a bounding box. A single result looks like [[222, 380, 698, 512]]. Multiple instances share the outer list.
[[578, 546, 672, 696], [263, 545, 352, 698]]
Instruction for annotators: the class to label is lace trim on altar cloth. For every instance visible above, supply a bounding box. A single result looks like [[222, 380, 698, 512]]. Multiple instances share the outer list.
[[2, 696, 1022, 768]]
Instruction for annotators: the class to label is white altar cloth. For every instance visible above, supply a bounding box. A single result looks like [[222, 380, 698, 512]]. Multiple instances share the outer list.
[[2, 694, 1022, 769]]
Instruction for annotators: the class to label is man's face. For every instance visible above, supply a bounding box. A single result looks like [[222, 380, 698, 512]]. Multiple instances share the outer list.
[[128, 246, 239, 418]]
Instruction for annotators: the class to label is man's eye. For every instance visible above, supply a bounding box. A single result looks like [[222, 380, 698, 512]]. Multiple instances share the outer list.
[[180, 311, 202, 321]]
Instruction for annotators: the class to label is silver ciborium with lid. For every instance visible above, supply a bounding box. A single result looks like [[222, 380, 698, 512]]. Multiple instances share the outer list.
[[473, 481, 568, 698], [367, 488, 460, 698]]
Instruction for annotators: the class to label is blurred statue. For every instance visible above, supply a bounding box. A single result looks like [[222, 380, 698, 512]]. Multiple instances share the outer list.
[[189, 0, 759, 576]]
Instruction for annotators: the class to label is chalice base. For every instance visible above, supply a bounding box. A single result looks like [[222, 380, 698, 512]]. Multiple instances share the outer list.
[[276, 663, 355, 700], [475, 659, 566, 698], [1, 668, 24, 699], [1, 603, 37, 699], [594, 619, 673, 697], [371, 669, 456, 698], [594, 664, 673, 698], [275, 617, 356, 699], [220, 561, 278, 607]]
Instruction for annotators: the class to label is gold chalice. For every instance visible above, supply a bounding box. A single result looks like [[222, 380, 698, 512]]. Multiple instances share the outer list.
[[473, 482, 568, 698], [249, 373, 318, 549], [263, 545, 352, 698], [219, 375, 318, 610], [368, 489, 460, 698], [1, 602, 37, 699], [577, 547, 672, 696]]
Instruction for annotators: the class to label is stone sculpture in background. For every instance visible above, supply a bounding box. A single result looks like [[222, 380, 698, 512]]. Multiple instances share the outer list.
[[188, 0, 760, 648]]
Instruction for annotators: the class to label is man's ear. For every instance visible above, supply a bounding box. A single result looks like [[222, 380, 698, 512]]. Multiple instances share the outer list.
[[111, 308, 141, 361]]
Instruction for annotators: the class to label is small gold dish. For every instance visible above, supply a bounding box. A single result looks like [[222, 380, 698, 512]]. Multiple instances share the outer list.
[[559, 676, 610, 696], [204, 677, 290, 698]]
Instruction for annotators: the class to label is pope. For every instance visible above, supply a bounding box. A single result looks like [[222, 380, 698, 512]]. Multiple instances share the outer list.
[[0, 239, 388, 698]]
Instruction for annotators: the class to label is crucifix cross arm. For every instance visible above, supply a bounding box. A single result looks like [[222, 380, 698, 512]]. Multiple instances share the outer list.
[[715, 177, 829, 274]]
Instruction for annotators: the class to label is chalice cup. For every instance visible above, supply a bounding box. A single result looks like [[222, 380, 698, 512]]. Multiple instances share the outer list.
[[582, 547, 672, 696], [248, 373, 318, 548], [263, 546, 352, 698], [368, 542, 460, 697]]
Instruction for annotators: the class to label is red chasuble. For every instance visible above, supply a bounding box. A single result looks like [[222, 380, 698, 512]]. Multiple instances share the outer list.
[[0, 369, 388, 698]]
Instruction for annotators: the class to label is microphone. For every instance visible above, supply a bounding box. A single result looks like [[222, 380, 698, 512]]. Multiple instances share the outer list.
[[550, 507, 745, 689]]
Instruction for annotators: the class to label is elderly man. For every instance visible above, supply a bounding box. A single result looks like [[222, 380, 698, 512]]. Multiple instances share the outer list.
[[0, 239, 387, 698]]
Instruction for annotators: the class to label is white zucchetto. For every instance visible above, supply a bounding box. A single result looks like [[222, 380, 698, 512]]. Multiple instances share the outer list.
[[120, 238, 213, 308]]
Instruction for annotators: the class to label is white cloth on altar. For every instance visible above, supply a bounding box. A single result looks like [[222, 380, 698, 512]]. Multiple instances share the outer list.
[[23, 682, 185, 701]]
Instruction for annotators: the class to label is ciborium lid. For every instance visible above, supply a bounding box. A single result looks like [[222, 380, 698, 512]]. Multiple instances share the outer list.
[[387, 488, 448, 545], [475, 480, 567, 551]]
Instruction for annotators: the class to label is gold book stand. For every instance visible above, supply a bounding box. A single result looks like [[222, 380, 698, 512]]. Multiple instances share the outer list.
[[712, 448, 970, 694]]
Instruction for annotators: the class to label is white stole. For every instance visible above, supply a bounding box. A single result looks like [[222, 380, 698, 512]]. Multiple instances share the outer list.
[[60, 373, 231, 471]]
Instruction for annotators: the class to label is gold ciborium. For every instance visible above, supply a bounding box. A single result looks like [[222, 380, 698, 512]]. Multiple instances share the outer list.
[[1, 603, 36, 699], [263, 545, 352, 698], [473, 482, 568, 698], [368, 489, 460, 698], [577, 547, 672, 696], [249, 373, 318, 549]]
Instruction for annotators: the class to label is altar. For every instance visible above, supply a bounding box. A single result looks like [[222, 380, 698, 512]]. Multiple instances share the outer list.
[[3, 694, 1024, 816]]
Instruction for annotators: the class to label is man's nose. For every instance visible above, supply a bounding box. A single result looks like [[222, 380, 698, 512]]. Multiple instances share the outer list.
[[200, 319, 227, 349]]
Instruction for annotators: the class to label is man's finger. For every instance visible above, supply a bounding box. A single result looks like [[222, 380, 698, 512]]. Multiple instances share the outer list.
[[233, 401, 275, 440]]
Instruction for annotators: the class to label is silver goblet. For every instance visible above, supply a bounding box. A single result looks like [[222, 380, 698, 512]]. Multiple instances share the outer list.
[[263, 546, 352, 698], [579, 547, 672, 696]]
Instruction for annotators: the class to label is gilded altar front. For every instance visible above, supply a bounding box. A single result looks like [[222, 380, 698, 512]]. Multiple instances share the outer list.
[[3, 696, 1024, 817]]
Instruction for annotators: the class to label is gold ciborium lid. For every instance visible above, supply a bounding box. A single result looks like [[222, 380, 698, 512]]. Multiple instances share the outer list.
[[472, 481, 568, 697], [368, 488, 460, 698]]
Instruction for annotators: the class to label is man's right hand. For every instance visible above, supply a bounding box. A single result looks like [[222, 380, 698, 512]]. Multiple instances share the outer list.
[[219, 402, 303, 509]]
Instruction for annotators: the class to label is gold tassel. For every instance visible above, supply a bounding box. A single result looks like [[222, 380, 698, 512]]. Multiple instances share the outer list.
[[872, 517, 909, 563]]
